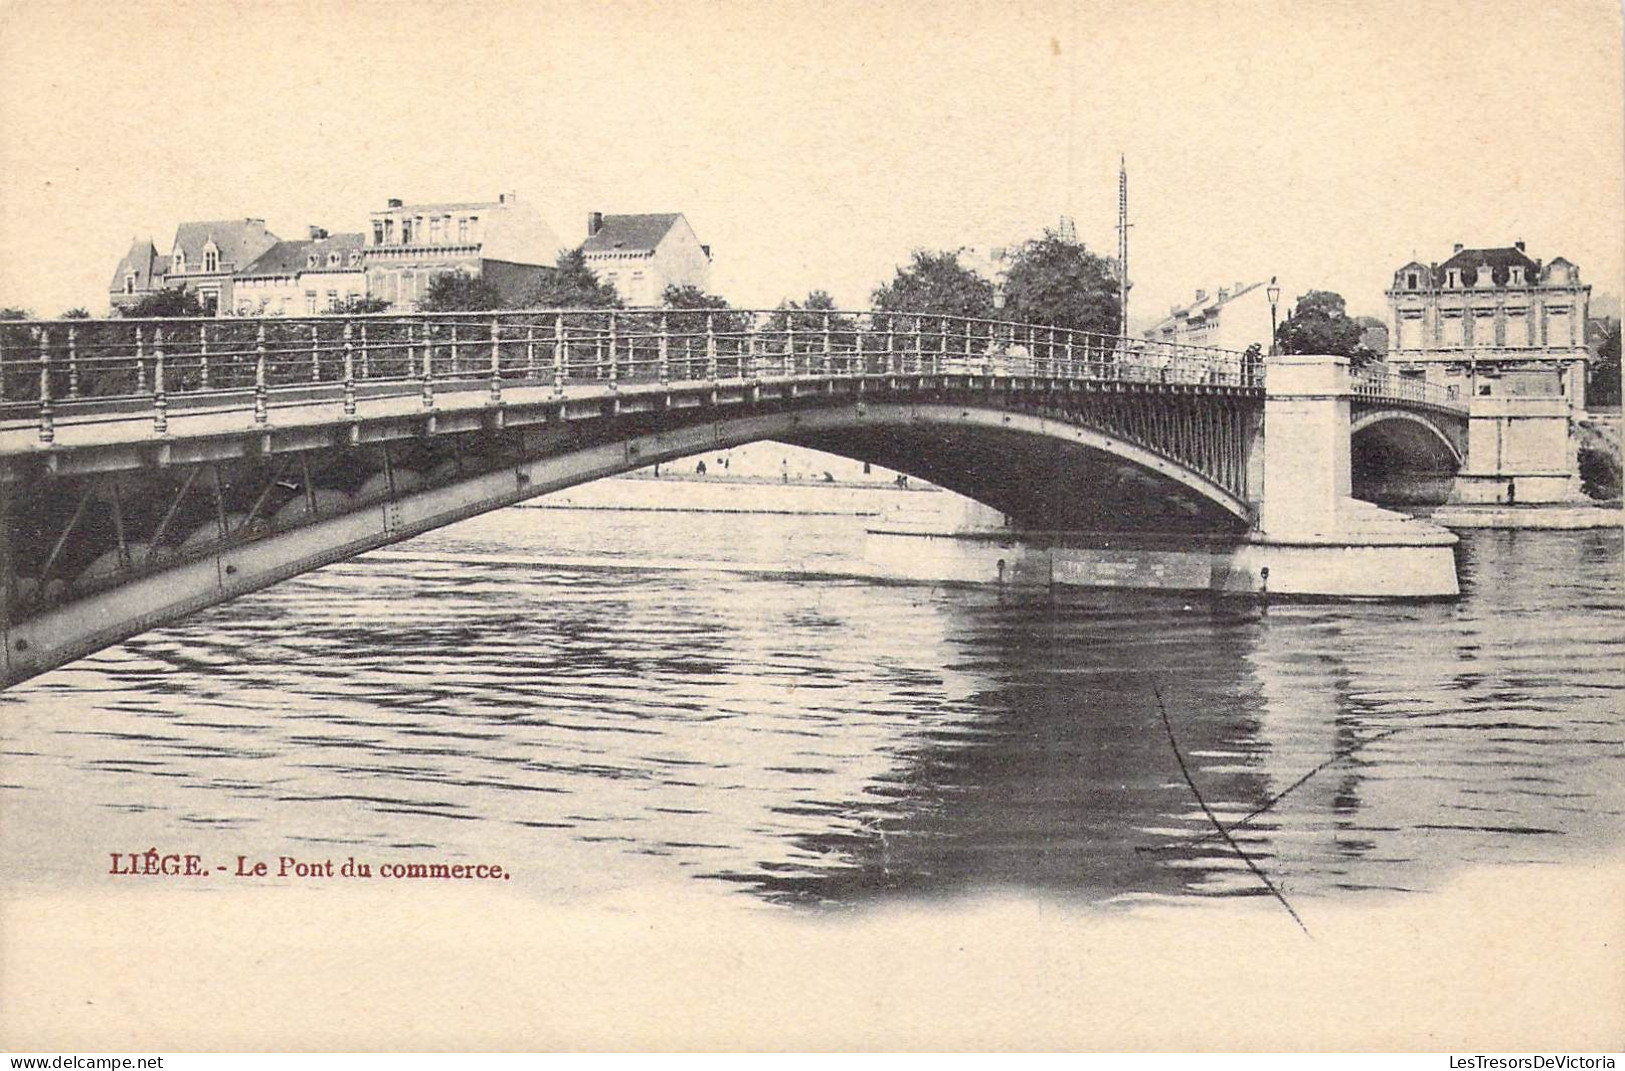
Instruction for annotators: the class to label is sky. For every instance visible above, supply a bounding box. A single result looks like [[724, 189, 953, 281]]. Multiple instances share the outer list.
[[1, 0, 1621, 326]]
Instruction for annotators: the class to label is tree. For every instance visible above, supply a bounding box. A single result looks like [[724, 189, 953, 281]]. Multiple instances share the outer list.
[[526, 247, 622, 309], [332, 295, 393, 315], [661, 284, 729, 311], [766, 290, 856, 354], [420, 272, 502, 312], [59, 307, 93, 320], [661, 283, 748, 336], [1589, 320, 1621, 409], [119, 288, 205, 318], [0, 307, 31, 320], [1001, 230, 1121, 337], [871, 250, 995, 320], [1275, 290, 1378, 369]]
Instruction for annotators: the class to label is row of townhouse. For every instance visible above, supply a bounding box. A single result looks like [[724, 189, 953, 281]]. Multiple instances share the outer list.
[[110, 194, 712, 316]]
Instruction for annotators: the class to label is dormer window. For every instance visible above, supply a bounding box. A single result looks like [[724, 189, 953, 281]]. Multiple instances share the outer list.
[[1509, 266, 1524, 285], [203, 249, 219, 272], [348, 251, 361, 267], [307, 253, 319, 269], [172, 250, 186, 273], [1407, 272, 1419, 289], [430, 217, 445, 243], [1446, 268, 1460, 288], [328, 252, 341, 267], [124, 273, 136, 294]]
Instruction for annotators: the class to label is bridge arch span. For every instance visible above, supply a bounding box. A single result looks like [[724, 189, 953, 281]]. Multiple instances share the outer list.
[[1350, 408, 1464, 506], [1351, 409, 1464, 470], [2, 396, 1254, 687]]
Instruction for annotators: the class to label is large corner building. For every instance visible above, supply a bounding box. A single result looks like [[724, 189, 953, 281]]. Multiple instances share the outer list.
[[1386, 242, 1591, 408]]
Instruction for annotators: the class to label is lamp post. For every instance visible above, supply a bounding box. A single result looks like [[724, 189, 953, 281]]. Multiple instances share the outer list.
[[1266, 277, 1282, 356]]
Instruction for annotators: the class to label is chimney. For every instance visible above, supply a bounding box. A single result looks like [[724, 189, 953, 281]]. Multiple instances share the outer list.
[[1515, 239, 1525, 252], [308, 225, 327, 240], [499, 191, 516, 205], [588, 211, 604, 237], [1217, 288, 1231, 302], [387, 198, 403, 209], [1453, 242, 1464, 254], [1194, 288, 1207, 303]]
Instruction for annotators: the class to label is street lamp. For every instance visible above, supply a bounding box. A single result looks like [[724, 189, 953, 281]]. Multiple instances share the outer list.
[[1266, 277, 1282, 356]]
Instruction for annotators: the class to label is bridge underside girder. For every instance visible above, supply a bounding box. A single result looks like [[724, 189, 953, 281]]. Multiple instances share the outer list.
[[1, 380, 1261, 687], [788, 425, 1245, 532]]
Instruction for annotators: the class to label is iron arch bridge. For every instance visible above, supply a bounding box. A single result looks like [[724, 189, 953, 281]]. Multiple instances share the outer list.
[[1350, 372, 1470, 503], [0, 309, 1458, 687]]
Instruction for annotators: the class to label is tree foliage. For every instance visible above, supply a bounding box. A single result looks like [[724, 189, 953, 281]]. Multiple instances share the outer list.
[[1001, 231, 1121, 337], [332, 295, 393, 315], [871, 251, 995, 320], [661, 284, 747, 335], [0, 307, 32, 320], [1590, 319, 1621, 409], [120, 288, 206, 318], [1276, 290, 1378, 368], [420, 272, 503, 312], [60, 307, 93, 320], [767, 289, 856, 351], [526, 247, 622, 309]]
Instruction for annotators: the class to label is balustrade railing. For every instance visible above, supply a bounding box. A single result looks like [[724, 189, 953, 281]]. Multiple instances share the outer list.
[[0, 309, 1261, 441], [1352, 369, 1468, 412]]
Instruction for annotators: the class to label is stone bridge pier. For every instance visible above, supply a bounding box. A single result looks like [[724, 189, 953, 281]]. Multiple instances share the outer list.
[[1242, 353, 1458, 598]]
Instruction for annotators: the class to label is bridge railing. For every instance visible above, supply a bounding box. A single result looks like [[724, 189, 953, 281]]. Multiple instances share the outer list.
[[1352, 369, 1468, 414], [0, 310, 1257, 440]]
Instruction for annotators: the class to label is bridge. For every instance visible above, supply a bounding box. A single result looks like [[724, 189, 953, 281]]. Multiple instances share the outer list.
[[1, 308, 1468, 687]]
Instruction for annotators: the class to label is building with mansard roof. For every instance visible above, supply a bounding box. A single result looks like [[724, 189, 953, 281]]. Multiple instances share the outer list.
[[1386, 241, 1591, 407], [233, 228, 366, 316]]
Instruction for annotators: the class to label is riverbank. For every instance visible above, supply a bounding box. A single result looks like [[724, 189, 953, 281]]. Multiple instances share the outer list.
[[519, 472, 951, 517], [1423, 501, 1622, 530]]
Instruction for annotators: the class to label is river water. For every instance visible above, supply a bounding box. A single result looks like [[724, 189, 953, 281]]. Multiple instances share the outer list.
[[2, 504, 1621, 912]]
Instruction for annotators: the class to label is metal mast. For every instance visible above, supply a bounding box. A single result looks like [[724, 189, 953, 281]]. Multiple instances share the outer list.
[[1117, 154, 1131, 340]]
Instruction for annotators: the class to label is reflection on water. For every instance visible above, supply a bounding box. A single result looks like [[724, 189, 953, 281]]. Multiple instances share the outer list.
[[2, 507, 1621, 910]]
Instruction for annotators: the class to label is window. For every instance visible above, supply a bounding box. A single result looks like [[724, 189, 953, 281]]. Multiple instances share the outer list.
[[203, 249, 219, 272], [326, 289, 338, 310], [430, 217, 444, 243], [1446, 269, 1460, 288], [348, 251, 361, 267], [384, 219, 396, 244], [1509, 266, 1524, 285], [373, 221, 385, 245], [308, 254, 320, 269], [328, 252, 341, 268], [124, 273, 136, 294], [173, 251, 186, 274], [1407, 272, 1418, 289], [1442, 311, 1464, 346], [306, 291, 318, 314], [401, 218, 414, 244], [458, 218, 469, 242]]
